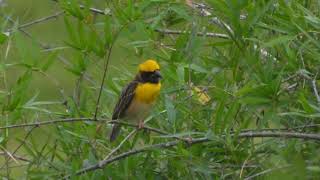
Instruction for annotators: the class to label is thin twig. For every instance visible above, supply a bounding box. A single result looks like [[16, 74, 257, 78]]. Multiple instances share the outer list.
[[0, 152, 31, 163], [155, 29, 229, 39], [104, 129, 137, 160], [244, 165, 291, 180], [239, 157, 250, 178], [15, 11, 64, 30], [93, 44, 114, 119], [0, 126, 36, 170], [238, 131, 320, 140], [312, 79, 320, 105], [93, 24, 126, 119], [0, 117, 98, 130], [240, 123, 320, 132], [50, 0, 109, 15], [0, 148, 18, 164]]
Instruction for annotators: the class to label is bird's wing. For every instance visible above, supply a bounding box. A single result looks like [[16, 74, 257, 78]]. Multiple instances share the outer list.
[[112, 81, 138, 120]]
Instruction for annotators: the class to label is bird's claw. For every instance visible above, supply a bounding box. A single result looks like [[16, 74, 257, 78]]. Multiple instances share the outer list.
[[184, 137, 193, 146], [138, 121, 144, 129]]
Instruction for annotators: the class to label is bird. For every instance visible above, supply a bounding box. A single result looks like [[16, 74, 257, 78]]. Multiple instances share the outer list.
[[109, 60, 162, 142]]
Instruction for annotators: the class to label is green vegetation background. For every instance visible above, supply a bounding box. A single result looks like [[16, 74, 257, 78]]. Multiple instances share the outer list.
[[0, 0, 320, 179]]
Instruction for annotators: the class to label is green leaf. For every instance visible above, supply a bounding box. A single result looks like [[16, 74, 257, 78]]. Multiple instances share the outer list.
[[104, 15, 113, 47], [0, 32, 8, 44], [165, 95, 176, 125], [41, 51, 57, 71], [298, 93, 315, 114], [188, 64, 208, 73], [214, 101, 225, 134], [240, 96, 271, 105], [0, 136, 4, 144], [169, 5, 190, 20], [307, 166, 320, 172], [262, 35, 295, 47]]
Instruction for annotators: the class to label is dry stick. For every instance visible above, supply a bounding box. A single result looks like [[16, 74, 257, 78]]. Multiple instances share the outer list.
[[239, 157, 250, 178], [299, 71, 320, 105], [0, 126, 36, 170], [103, 129, 137, 160], [0, 152, 31, 163], [0, 117, 97, 130], [312, 79, 320, 105], [93, 24, 126, 119], [238, 131, 320, 141], [0, 148, 18, 164], [14, 11, 64, 30], [50, 0, 108, 15], [69, 131, 320, 177], [93, 44, 114, 119], [240, 123, 320, 133], [155, 28, 229, 39]]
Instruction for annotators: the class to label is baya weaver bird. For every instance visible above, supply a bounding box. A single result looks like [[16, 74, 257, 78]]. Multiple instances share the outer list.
[[109, 60, 162, 142]]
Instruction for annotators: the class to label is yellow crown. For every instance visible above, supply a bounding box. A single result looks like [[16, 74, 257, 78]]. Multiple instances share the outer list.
[[138, 60, 160, 72]]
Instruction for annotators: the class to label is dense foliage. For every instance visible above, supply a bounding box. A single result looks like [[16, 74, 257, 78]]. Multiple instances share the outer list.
[[0, 0, 320, 179]]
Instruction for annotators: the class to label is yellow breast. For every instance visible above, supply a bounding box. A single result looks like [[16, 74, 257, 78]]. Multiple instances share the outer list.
[[134, 82, 161, 104]]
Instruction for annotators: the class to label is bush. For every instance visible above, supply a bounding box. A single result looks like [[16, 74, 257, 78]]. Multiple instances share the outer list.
[[0, 0, 319, 179]]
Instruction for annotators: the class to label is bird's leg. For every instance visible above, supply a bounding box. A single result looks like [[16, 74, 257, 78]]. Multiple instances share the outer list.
[[186, 136, 193, 144], [138, 120, 144, 129], [95, 124, 103, 134]]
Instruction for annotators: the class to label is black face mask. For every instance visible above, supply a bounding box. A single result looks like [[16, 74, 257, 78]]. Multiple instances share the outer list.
[[139, 70, 162, 84]]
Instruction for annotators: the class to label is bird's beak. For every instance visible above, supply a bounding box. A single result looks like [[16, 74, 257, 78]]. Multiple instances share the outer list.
[[155, 70, 162, 79]]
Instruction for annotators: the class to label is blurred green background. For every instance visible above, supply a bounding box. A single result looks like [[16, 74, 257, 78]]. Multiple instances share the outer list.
[[1, 0, 320, 179]]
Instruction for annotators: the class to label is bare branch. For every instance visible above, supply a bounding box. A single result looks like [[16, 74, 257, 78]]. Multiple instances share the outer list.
[[103, 129, 137, 160], [238, 131, 320, 141], [93, 45, 114, 119], [15, 11, 64, 30], [50, 0, 109, 15], [0, 152, 31, 163], [0, 126, 36, 169], [312, 79, 320, 105], [155, 29, 229, 39], [241, 123, 320, 132], [0, 117, 98, 130]]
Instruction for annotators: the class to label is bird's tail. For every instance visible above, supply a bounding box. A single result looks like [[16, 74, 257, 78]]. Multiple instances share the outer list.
[[109, 124, 121, 142]]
